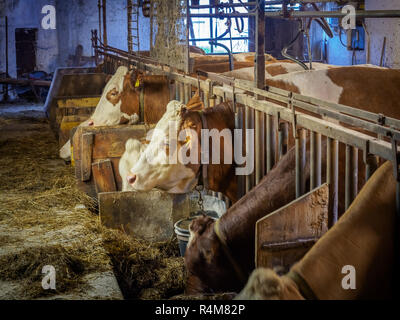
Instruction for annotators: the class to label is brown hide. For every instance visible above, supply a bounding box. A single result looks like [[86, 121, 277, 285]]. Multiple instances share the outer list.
[[292, 160, 395, 299], [180, 102, 238, 203], [185, 136, 367, 294], [118, 71, 169, 124], [193, 61, 255, 74], [238, 161, 396, 300]]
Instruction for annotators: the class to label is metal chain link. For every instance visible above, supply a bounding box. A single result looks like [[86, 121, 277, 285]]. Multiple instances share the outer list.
[[196, 185, 204, 214]]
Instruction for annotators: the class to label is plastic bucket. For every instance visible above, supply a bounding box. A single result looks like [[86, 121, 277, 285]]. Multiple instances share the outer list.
[[174, 212, 217, 257]]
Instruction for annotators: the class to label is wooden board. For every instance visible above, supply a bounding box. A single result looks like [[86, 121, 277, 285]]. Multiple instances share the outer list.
[[256, 183, 329, 273], [92, 160, 117, 194], [99, 191, 190, 242], [59, 115, 90, 148], [72, 124, 154, 198]]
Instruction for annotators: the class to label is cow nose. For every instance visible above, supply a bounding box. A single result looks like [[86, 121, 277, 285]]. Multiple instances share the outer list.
[[127, 174, 137, 185], [88, 120, 94, 126]]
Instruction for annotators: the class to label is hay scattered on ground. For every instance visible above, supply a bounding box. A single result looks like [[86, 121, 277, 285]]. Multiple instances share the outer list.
[[0, 116, 186, 300], [101, 228, 186, 300]]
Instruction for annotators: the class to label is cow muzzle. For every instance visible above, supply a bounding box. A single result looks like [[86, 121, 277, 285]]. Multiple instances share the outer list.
[[127, 174, 137, 185]]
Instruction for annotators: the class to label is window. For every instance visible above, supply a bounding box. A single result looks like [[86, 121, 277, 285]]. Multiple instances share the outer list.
[[189, 0, 250, 54]]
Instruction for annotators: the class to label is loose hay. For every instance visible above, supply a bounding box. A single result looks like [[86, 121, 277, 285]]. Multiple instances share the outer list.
[[0, 116, 186, 299], [101, 228, 186, 300]]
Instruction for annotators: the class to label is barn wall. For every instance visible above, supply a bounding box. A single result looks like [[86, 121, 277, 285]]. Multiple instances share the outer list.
[[0, 0, 59, 77], [0, 0, 151, 77], [365, 0, 400, 68]]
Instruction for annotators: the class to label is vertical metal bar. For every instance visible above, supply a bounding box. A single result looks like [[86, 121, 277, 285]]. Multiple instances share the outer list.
[[245, 106, 254, 193], [179, 82, 185, 103], [102, 0, 108, 46], [310, 132, 322, 190], [315, 133, 322, 187], [266, 114, 276, 173], [365, 153, 378, 181], [327, 138, 339, 227], [184, 84, 190, 104], [4, 16, 9, 101], [98, 1, 102, 43], [185, 0, 190, 74], [236, 105, 245, 199], [295, 129, 307, 198], [255, 111, 265, 184], [278, 122, 288, 160], [345, 145, 358, 210]]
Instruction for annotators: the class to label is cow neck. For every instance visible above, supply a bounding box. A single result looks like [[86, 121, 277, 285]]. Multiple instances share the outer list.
[[292, 161, 396, 299], [195, 103, 238, 203]]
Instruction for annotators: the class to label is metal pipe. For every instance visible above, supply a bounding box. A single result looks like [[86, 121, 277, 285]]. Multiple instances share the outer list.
[[365, 153, 378, 181], [98, 1, 102, 43], [345, 145, 358, 210], [255, 110, 265, 184], [278, 121, 288, 160], [236, 105, 245, 199], [265, 10, 400, 19], [266, 114, 276, 173], [102, 0, 108, 46], [190, 2, 258, 9], [193, 37, 250, 42], [327, 138, 339, 227], [5, 16, 9, 101], [245, 106, 254, 192], [295, 129, 307, 198]]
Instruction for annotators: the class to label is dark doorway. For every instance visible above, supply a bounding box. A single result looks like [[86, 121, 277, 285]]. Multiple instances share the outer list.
[[15, 28, 38, 77]]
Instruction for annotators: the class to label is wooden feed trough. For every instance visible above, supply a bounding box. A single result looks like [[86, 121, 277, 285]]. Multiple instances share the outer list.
[[256, 184, 329, 273], [59, 115, 90, 148], [72, 124, 154, 198], [99, 191, 190, 242]]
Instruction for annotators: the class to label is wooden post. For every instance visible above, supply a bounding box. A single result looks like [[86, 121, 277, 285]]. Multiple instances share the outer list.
[[81, 133, 94, 181]]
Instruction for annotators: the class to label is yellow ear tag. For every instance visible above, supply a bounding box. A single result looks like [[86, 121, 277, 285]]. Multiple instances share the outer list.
[[135, 79, 140, 88]]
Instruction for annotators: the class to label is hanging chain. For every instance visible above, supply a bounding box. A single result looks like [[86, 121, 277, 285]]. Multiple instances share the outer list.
[[195, 185, 204, 214]]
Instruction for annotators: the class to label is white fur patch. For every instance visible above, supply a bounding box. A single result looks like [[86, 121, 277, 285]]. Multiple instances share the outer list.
[[128, 100, 198, 193]]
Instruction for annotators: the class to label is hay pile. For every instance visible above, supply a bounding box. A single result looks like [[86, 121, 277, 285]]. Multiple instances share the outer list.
[[101, 228, 186, 300], [0, 116, 186, 300]]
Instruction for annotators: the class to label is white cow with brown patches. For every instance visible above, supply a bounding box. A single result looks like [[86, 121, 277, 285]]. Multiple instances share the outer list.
[[59, 66, 139, 160]]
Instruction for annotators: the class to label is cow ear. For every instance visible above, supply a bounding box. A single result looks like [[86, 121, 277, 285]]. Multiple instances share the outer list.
[[186, 91, 204, 111]]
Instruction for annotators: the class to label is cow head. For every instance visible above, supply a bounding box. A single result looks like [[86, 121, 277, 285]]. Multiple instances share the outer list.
[[126, 93, 203, 193]]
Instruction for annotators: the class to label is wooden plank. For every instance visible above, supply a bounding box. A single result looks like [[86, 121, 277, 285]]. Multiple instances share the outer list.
[[92, 159, 117, 193], [256, 183, 329, 273], [80, 133, 94, 181], [59, 115, 89, 147], [57, 97, 100, 108], [99, 191, 190, 242]]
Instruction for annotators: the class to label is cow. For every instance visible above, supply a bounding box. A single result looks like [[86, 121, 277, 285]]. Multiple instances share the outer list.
[[125, 99, 238, 200], [222, 61, 335, 81], [59, 66, 170, 160], [121, 66, 400, 294], [119, 138, 149, 192], [120, 92, 207, 192], [191, 53, 277, 74], [184, 66, 400, 295], [235, 161, 396, 300]]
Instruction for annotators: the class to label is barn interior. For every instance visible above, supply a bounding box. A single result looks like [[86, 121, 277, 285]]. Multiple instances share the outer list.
[[1, 0, 400, 301]]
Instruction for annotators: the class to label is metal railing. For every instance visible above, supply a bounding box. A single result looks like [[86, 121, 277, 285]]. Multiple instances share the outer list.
[[92, 39, 400, 225]]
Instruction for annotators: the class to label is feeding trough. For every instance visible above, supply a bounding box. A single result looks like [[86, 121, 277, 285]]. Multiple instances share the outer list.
[[99, 190, 227, 243]]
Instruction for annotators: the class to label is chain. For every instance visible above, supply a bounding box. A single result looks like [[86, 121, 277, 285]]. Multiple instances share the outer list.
[[195, 185, 204, 214]]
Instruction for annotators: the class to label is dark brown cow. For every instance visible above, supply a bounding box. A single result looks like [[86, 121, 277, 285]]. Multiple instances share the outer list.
[[184, 66, 400, 295], [236, 161, 396, 300]]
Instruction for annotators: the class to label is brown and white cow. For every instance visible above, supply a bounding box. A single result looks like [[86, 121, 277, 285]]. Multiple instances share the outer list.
[[222, 61, 335, 81], [235, 161, 396, 300], [184, 66, 400, 295], [59, 66, 170, 160], [121, 66, 400, 294]]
